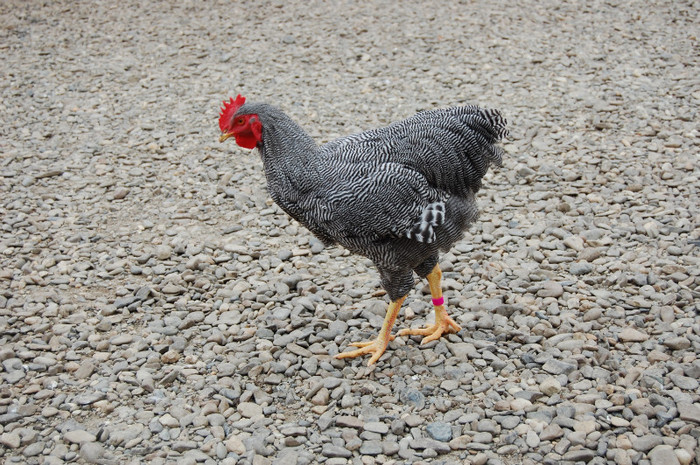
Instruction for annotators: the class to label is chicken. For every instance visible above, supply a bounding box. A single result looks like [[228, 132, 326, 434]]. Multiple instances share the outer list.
[[219, 94, 507, 365]]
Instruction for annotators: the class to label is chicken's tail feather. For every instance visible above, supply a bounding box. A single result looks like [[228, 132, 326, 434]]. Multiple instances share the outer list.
[[479, 108, 509, 141], [406, 201, 445, 243]]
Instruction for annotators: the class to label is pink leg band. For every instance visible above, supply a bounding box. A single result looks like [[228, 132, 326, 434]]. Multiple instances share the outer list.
[[432, 297, 444, 306]]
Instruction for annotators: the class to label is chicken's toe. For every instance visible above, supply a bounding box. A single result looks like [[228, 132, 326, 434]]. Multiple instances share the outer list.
[[398, 308, 461, 344], [336, 338, 392, 366]]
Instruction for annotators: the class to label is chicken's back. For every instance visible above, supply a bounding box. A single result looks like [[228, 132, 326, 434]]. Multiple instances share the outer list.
[[317, 106, 507, 198]]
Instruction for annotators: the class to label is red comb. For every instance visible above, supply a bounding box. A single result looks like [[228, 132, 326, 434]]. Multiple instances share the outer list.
[[219, 94, 246, 132]]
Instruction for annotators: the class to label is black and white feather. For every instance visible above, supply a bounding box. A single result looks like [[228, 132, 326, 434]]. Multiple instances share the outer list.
[[231, 101, 508, 300], [406, 201, 446, 243]]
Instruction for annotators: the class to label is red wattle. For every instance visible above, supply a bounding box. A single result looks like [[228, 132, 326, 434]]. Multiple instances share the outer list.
[[235, 134, 258, 149]]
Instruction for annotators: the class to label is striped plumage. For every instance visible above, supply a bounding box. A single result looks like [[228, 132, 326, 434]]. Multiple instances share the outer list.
[[229, 101, 507, 300], [219, 96, 507, 365]]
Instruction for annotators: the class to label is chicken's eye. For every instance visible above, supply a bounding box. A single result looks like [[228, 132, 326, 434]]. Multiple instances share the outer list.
[[236, 118, 245, 125]]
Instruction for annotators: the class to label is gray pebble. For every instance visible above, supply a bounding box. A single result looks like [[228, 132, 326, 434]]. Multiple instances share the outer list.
[[669, 373, 699, 391], [321, 444, 352, 458], [562, 449, 595, 462], [542, 359, 577, 375], [0, 432, 21, 449], [359, 440, 383, 455], [677, 403, 700, 424], [426, 422, 453, 442], [363, 421, 389, 434], [22, 441, 45, 457], [79, 442, 108, 464], [401, 389, 426, 410], [64, 430, 97, 444], [570, 262, 594, 275], [663, 337, 691, 350], [648, 445, 681, 465], [631, 434, 664, 453]]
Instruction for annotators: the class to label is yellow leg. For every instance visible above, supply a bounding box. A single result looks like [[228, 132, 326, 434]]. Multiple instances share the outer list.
[[398, 264, 461, 343], [336, 296, 407, 366]]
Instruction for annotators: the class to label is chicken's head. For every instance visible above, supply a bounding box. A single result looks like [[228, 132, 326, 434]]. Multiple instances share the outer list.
[[218, 94, 262, 149]]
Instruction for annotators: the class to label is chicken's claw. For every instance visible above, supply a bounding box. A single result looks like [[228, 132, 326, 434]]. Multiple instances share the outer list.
[[335, 297, 405, 366], [398, 307, 461, 344], [336, 334, 395, 366]]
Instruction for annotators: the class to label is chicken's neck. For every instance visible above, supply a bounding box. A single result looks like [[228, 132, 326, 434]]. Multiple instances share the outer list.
[[257, 111, 320, 209]]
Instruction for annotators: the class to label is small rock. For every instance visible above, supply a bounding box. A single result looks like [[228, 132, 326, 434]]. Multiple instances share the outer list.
[[618, 435, 633, 450], [631, 434, 663, 452], [113, 295, 138, 309], [237, 402, 263, 420], [161, 350, 180, 364], [510, 397, 532, 411], [664, 337, 691, 350], [22, 441, 45, 457], [669, 373, 699, 391], [382, 441, 400, 456], [476, 419, 499, 433], [540, 424, 564, 441], [495, 415, 519, 430], [0, 432, 20, 448], [75, 392, 106, 405], [610, 416, 630, 427], [155, 245, 172, 260], [224, 435, 246, 455], [161, 283, 185, 295], [648, 444, 681, 465], [629, 398, 656, 417], [516, 164, 536, 177], [574, 419, 596, 434], [364, 421, 389, 434], [615, 449, 633, 465], [526, 429, 540, 448], [578, 247, 604, 262], [542, 359, 577, 375], [359, 440, 383, 455], [426, 422, 453, 442], [648, 350, 671, 362], [310, 387, 330, 406], [540, 377, 562, 395], [409, 437, 451, 454], [321, 444, 352, 458], [562, 449, 595, 462], [471, 432, 493, 444], [677, 403, 700, 424], [538, 281, 564, 298], [111, 334, 133, 346], [448, 342, 478, 359], [449, 435, 472, 450], [403, 414, 424, 427], [336, 416, 364, 429], [400, 388, 426, 410], [570, 262, 593, 275], [112, 187, 129, 200], [80, 442, 107, 463], [159, 413, 180, 428], [675, 449, 692, 465], [619, 327, 649, 342], [64, 430, 97, 444], [563, 236, 585, 251]]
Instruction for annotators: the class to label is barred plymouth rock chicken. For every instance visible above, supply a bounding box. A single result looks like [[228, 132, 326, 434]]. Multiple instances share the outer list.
[[219, 95, 508, 365]]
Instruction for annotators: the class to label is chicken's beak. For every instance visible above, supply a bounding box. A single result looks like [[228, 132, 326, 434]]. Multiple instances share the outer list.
[[220, 132, 234, 143]]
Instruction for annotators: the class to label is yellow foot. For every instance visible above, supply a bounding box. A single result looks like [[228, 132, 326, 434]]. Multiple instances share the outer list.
[[335, 335, 395, 366], [398, 311, 461, 344]]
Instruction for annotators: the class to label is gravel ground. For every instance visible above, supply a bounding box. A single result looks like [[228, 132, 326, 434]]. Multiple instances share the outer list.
[[1, 0, 698, 464]]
